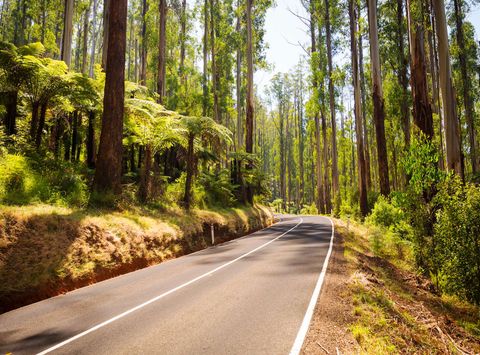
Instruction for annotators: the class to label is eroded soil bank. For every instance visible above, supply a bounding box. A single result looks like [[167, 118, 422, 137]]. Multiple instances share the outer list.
[[0, 204, 273, 313]]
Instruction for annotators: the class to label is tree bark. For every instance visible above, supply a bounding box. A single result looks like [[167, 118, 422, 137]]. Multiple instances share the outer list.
[[86, 110, 96, 168], [321, 107, 331, 213], [349, 0, 368, 217], [35, 101, 48, 150], [61, 0, 74, 67], [157, 0, 167, 104], [245, 0, 254, 204], [358, 31, 372, 190], [432, 0, 463, 177], [183, 134, 195, 209], [202, 0, 209, 116], [210, 0, 220, 122], [101, 0, 110, 70], [93, 0, 127, 195], [179, 0, 187, 76], [138, 144, 153, 202], [406, 0, 434, 139], [236, 2, 243, 149], [89, 0, 98, 78], [397, 0, 410, 148], [30, 101, 40, 141], [367, 0, 390, 196], [139, 0, 148, 85], [453, 0, 477, 174], [325, 0, 340, 209], [4, 91, 18, 135], [71, 110, 78, 161], [82, 2, 90, 74]]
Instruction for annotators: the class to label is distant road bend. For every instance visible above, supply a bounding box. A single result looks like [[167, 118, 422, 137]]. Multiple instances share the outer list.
[[0, 215, 334, 355]]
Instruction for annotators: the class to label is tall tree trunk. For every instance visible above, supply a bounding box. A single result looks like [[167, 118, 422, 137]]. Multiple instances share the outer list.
[[210, 0, 220, 122], [202, 0, 209, 116], [453, 0, 477, 174], [86, 110, 96, 168], [157, 0, 167, 104], [245, 0, 254, 204], [236, 2, 243, 149], [179, 0, 187, 76], [358, 32, 372, 190], [432, 0, 463, 177], [397, 0, 410, 149], [30, 101, 40, 141], [93, 0, 127, 195], [349, 0, 368, 217], [61, 0, 74, 67], [101, 0, 110, 70], [89, 0, 98, 78], [4, 91, 18, 135], [309, 0, 325, 213], [406, 0, 434, 139], [325, 0, 340, 210], [71, 110, 78, 161], [298, 77, 305, 206], [127, 13, 133, 81], [138, 144, 153, 202], [183, 134, 195, 209], [35, 101, 48, 150], [139, 0, 148, 85], [367, 0, 390, 196], [81, 2, 90, 74], [321, 107, 331, 213], [279, 109, 286, 210]]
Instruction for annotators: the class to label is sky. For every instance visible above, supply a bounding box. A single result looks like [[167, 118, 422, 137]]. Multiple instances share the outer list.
[[254, 0, 309, 96], [255, 0, 480, 96]]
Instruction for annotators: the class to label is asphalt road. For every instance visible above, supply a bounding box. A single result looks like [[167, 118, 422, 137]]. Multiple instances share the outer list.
[[0, 215, 334, 355]]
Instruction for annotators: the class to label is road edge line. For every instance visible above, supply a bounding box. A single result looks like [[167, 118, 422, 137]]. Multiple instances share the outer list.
[[36, 218, 303, 355], [289, 216, 335, 355]]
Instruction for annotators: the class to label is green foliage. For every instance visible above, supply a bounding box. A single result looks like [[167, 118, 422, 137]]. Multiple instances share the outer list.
[[0, 154, 49, 204], [365, 196, 404, 230], [402, 133, 442, 195], [434, 175, 480, 305], [198, 169, 236, 207], [300, 203, 318, 215], [0, 154, 88, 206]]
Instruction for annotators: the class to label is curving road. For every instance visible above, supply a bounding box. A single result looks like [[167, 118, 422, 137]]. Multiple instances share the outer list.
[[0, 215, 334, 355]]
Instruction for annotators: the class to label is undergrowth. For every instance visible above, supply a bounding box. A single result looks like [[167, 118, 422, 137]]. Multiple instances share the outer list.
[[335, 218, 480, 354]]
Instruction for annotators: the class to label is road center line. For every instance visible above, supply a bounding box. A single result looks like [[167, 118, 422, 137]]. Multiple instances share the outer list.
[[37, 218, 304, 355], [290, 217, 335, 355]]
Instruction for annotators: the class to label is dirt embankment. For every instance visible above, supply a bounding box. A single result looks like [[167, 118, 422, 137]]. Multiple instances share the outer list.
[[303, 218, 480, 354], [0, 204, 273, 313]]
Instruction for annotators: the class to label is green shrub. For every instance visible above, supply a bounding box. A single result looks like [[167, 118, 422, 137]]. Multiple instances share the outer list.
[[300, 203, 318, 215], [434, 175, 480, 305], [0, 154, 49, 204], [198, 169, 236, 207], [365, 196, 404, 229], [0, 154, 88, 206]]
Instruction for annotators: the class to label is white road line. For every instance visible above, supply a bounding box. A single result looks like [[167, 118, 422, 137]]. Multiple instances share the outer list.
[[290, 216, 335, 355], [37, 218, 304, 355]]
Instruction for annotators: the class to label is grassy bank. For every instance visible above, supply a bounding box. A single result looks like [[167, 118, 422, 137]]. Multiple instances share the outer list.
[[0, 204, 273, 313], [337, 218, 480, 353]]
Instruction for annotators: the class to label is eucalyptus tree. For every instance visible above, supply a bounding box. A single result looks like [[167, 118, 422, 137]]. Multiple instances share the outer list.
[[432, 0, 463, 177], [349, 0, 368, 216], [367, 0, 390, 196], [93, 0, 128, 195]]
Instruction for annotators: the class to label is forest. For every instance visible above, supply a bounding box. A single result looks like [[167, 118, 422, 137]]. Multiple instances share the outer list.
[[0, 0, 480, 317]]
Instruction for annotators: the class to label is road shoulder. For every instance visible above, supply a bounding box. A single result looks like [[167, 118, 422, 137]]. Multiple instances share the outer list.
[[302, 222, 359, 354]]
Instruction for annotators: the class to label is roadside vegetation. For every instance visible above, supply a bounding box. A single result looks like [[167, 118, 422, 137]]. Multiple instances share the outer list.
[[0, 203, 272, 312]]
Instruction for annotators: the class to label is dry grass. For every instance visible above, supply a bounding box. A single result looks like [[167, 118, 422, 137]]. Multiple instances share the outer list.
[[334, 218, 480, 354], [0, 203, 273, 312]]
